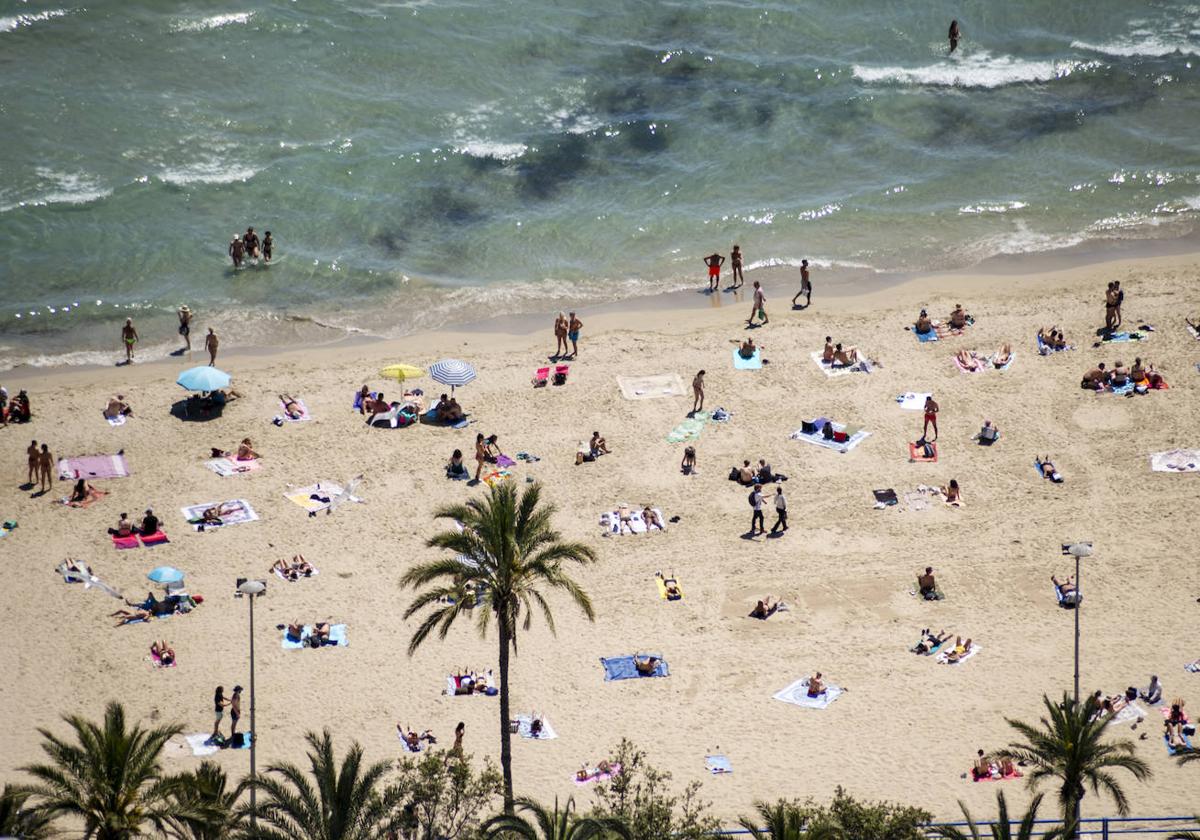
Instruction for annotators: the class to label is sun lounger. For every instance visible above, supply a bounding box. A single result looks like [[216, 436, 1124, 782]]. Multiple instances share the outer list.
[[601, 654, 669, 681], [112, 534, 140, 550], [895, 392, 931, 410], [773, 678, 843, 709], [936, 644, 982, 665], [617, 374, 685, 400], [182, 499, 258, 531], [734, 347, 764, 370], [909, 442, 938, 463], [705, 754, 733, 774], [58, 454, 130, 481], [790, 422, 869, 453], [281, 624, 347, 650], [532, 367, 549, 387], [204, 458, 261, 477], [516, 715, 559, 740]]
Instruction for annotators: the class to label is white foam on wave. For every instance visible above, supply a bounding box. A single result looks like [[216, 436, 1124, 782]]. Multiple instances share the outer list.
[[170, 12, 253, 33], [0, 9, 70, 33], [853, 52, 1101, 89], [1072, 37, 1200, 58], [0, 169, 112, 213], [158, 160, 259, 186], [959, 201, 1028, 215], [452, 141, 527, 162]]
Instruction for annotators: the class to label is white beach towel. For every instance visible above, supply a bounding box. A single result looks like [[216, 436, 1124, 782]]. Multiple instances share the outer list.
[[516, 715, 559, 740], [936, 644, 982, 665], [600, 507, 665, 535], [185, 734, 219, 757], [789, 424, 870, 454], [273, 565, 319, 582], [106, 413, 127, 426], [285, 482, 346, 513], [773, 678, 843, 709], [1150, 449, 1200, 473], [896, 392, 932, 411], [1111, 701, 1147, 727], [617, 374, 685, 400], [181, 499, 259, 530], [810, 351, 865, 377], [204, 458, 261, 477], [280, 398, 311, 422]]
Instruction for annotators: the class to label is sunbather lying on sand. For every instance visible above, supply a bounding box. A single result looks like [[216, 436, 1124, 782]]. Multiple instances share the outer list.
[[279, 394, 304, 419], [397, 724, 435, 751], [656, 572, 681, 601], [1052, 574, 1079, 604], [943, 637, 974, 663], [749, 596, 780, 620], [272, 555, 314, 581], [111, 607, 152, 626], [212, 439, 259, 461], [200, 501, 240, 526], [67, 479, 107, 508], [642, 507, 663, 531], [1037, 455, 1063, 483], [576, 760, 615, 781], [913, 628, 950, 654], [103, 395, 131, 420], [151, 639, 174, 666], [955, 349, 984, 371], [971, 750, 1016, 780], [992, 344, 1012, 367], [634, 655, 661, 676]]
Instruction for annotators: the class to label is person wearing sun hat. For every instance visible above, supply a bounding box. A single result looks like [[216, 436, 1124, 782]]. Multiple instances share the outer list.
[[178, 305, 192, 351]]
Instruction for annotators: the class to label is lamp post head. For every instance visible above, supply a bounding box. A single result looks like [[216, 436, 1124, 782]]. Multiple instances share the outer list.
[[237, 579, 266, 597], [1066, 542, 1093, 559]]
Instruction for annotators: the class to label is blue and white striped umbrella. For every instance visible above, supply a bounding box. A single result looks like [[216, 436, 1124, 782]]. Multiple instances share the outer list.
[[429, 358, 476, 392]]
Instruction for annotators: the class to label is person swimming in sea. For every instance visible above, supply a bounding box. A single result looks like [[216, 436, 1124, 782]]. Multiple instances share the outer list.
[[948, 20, 961, 53]]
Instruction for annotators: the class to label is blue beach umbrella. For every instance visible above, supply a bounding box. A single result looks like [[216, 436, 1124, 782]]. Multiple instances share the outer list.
[[177, 366, 231, 392], [147, 566, 185, 585], [428, 358, 476, 394]]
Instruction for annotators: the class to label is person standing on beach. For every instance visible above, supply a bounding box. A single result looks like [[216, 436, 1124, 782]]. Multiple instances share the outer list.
[[704, 252, 725, 292], [923, 395, 939, 442], [452, 721, 465, 756], [262, 231, 273, 263], [229, 236, 245, 269], [792, 260, 812, 308], [948, 20, 961, 53], [553, 312, 568, 359], [228, 685, 243, 739], [748, 281, 768, 326], [567, 312, 583, 358], [178, 306, 192, 352], [692, 370, 705, 414], [750, 484, 765, 535], [770, 486, 788, 534], [1104, 282, 1118, 331], [38, 443, 53, 493], [121, 318, 138, 363], [1114, 281, 1124, 328], [205, 328, 219, 366], [212, 686, 230, 741], [730, 245, 745, 289], [27, 440, 39, 486]]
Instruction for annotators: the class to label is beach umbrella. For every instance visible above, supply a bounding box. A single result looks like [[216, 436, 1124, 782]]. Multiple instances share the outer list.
[[379, 363, 425, 383], [147, 566, 185, 585], [429, 358, 476, 393], [177, 366, 231, 392]]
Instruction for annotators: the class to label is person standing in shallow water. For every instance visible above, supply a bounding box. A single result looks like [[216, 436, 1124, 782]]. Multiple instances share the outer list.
[[792, 259, 811, 308], [730, 245, 745, 289], [205, 328, 219, 366], [704, 252, 725, 292], [948, 20, 961, 53], [121, 318, 138, 363]]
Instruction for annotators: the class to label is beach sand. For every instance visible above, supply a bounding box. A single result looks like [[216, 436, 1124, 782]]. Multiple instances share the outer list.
[[1, 251, 1197, 822]]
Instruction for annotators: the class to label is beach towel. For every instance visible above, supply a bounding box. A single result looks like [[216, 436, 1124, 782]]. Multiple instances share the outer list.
[[953, 353, 986, 374], [809, 351, 865, 377], [773, 678, 843, 709], [617, 374, 685, 400], [1100, 331, 1146, 344], [1036, 335, 1074, 355], [112, 534, 140, 550], [1107, 381, 1135, 396], [1164, 732, 1194, 756], [936, 644, 982, 665], [572, 763, 622, 785], [140, 531, 169, 547], [495, 454, 516, 468], [150, 649, 177, 669], [655, 575, 683, 600], [1150, 449, 1200, 473], [601, 508, 664, 536], [987, 352, 1016, 372], [1111, 701, 1147, 727], [896, 392, 931, 411], [482, 470, 511, 487], [909, 442, 938, 463], [872, 488, 898, 508], [279, 398, 310, 422], [913, 328, 939, 343], [106, 413, 127, 426], [182, 499, 258, 530], [733, 347, 763, 370], [516, 715, 559, 740], [903, 490, 933, 511], [284, 482, 354, 513], [973, 768, 1022, 783], [204, 458, 261, 477], [667, 412, 709, 444], [1186, 660, 1200, 673], [601, 655, 669, 681], [273, 564, 319, 582], [1188, 323, 1200, 341], [184, 733, 249, 757], [1054, 583, 1080, 608], [281, 624, 347, 649], [396, 729, 423, 754], [58, 454, 130, 481], [705, 754, 733, 774], [790, 423, 869, 453], [1035, 459, 1064, 482], [445, 672, 497, 696]]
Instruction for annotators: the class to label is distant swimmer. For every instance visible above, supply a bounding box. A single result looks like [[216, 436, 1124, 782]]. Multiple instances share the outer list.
[[704, 252, 725, 293], [244, 227, 261, 260], [121, 318, 138, 363], [262, 231, 273, 263], [229, 236, 245, 269], [948, 19, 961, 53], [730, 244, 745, 289]]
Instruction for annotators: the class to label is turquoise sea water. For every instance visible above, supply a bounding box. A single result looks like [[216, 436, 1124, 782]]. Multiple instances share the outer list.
[[1, 0, 1199, 367]]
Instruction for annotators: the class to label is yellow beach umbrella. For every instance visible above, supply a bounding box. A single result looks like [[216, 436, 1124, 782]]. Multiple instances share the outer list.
[[379, 364, 425, 383]]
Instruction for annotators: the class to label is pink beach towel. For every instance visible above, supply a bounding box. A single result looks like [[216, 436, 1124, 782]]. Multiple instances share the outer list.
[[572, 763, 622, 785], [112, 534, 140, 550], [140, 531, 170, 547], [59, 454, 130, 481]]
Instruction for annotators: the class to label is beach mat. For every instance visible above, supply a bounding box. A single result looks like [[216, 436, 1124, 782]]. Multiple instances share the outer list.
[[184, 733, 249, 757], [909, 442, 938, 463], [140, 531, 170, 547], [667, 412, 709, 444], [953, 353, 986, 374], [936, 644, 982, 665], [516, 715, 558, 740], [733, 347, 763, 370], [655, 574, 683, 600], [895, 392, 931, 410], [1100, 331, 1147, 344], [181, 499, 258, 530], [790, 422, 869, 453], [106, 413, 127, 426], [285, 482, 348, 513], [58, 454, 130, 481], [913, 327, 939, 343], [280, 398, 311, 421], [810, 351, 862, 377], [705, 754, 733, 774], [617, 374, 685, 400], [601, 654, 669, 681], [773, 678, 843, 709], [572, 763, 622, 786], [1151, 449, 1200, 473], [282, 624, 347, 649], [112, 534, 140, 550], [204, 458, 261, 477]]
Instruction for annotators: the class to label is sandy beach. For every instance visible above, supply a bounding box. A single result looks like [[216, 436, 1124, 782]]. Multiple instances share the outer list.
[[1, 250, 1198, 823]]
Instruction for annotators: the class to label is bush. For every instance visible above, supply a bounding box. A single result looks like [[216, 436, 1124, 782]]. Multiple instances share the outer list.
[[392, 750, 503, 840], [795, 787, 932, 840]]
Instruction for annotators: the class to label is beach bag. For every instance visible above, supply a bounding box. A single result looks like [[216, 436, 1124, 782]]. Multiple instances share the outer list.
[[801, 420, 816, 435], [728, 467, 740, 481], [923, 442, 936, 459], [833, 431, 849, 443], [822, 423, 834, 440]]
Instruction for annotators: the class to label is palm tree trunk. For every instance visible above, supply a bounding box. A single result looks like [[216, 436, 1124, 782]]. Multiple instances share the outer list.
[[498, 612, 514, 813]]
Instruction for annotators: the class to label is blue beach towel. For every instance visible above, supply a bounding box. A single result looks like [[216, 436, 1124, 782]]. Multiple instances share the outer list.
[[732, 347, 763, 370], [282, 624, 348, 649], [1164, 732, 1194, 756], [1109, 381, 1135, 396], [705, 754, 733, 774], [915, 329, 939, 343], [601, 654, 669, 681], [1102, 331, 1144, 344]]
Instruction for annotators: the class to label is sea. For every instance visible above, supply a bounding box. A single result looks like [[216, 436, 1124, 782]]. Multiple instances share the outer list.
[[2, 0, 1199, 368]]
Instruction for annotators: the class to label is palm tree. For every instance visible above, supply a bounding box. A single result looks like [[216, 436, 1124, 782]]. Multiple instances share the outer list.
[[998, 693, 1151, 838], [401, 482, 598, 812], [0, 784, 55, 839], [241, 729, 402, 839], [737, 800, 841, 840], [930, 792, 1063, 840], [1167, 818, 1200, 840], [165, 761, 246, 839], [20, 700, 199, 839], [481, 796, 631, 839]]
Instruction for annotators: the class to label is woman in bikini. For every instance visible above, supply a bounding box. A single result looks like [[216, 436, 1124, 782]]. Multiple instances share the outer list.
[[151, 640, 175, 666], [944, 637, 973, 663], [1109, 360, 1129, 387], [942, 479, 962, 505], [553, 312, 568, 359], [992, 343, 1012, 368], [730, 244, 744, 288], [68, 479, 107, 508], [473, 433, 487, 481], [236, 438, 259, 461], [279, 394, 304, 419]]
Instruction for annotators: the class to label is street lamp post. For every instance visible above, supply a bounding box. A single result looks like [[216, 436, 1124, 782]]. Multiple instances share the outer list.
[[1064, 541, 1093, 840], [236, 578, 267, 826]]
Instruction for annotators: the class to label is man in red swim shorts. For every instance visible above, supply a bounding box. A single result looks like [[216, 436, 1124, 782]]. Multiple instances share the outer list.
[[704, 252, 725, 292]]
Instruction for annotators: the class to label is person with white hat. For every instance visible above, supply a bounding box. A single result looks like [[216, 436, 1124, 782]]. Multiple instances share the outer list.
[[178, 305, 192, 351]]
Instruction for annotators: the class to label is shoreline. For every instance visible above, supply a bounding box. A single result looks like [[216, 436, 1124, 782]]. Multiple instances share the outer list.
[[5, 235, 1199, 388]]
